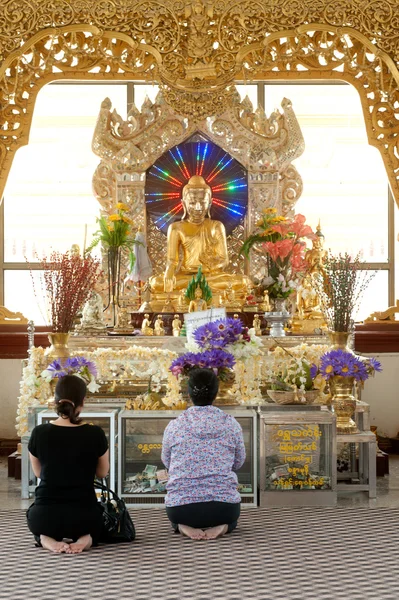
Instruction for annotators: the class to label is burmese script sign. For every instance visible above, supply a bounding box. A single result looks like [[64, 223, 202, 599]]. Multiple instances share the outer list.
[[264, 423, 331, 490], [184, 307, 226, 341]]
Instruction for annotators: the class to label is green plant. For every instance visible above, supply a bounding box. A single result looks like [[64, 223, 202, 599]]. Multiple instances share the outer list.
[[185, 266, 212, 303], [85, 202, 139, 270]]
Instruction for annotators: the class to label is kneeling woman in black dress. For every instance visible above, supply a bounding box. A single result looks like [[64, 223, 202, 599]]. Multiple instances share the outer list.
[[27, 375, 109, 553]]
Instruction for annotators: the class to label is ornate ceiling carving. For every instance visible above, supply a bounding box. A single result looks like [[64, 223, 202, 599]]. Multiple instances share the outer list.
[[1, 0, 399, 205]]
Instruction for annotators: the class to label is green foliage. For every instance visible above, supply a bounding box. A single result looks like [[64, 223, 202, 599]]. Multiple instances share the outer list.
[[185, 266, 213, 303], [85, 203, 140, 271]]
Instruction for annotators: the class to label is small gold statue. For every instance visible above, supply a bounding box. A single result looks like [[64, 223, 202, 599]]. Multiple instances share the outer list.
[[233, 313, 240, 320], [243, 284, 259, 311], [296, 223, 326, 321], [292, 222, 327, 334], [177, 288, 189, 312], [162, 294, 175, 313], [154, 314, 165, 336], [139, 282, 153, 313], [188, 286, 208, 313], [222, 284, 242, 311], [172, 314, 182, 337], [141, 314, 154, 336], [252, 313, 262, 336], [260, 290, 271, 312], [115, 303, 133, 332]]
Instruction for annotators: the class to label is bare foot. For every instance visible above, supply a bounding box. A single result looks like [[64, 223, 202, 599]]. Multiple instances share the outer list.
[[66, 534, 93, 554], [40, 535, 70, 553], [204, 524, 228, 540], [178, 524, 206, 540]]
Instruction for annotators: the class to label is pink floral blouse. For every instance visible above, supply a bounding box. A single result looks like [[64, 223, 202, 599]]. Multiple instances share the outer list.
[[161, 406, 246, 507]]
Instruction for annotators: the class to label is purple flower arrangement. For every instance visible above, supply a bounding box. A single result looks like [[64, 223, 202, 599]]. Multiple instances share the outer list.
[[193, 317, 250, 349], [45, 356, 98, 379], [41, 356, 99, 393], [170, 349, 236, 380], [170, 318, 249, 381], [311, 349, 382, 382]]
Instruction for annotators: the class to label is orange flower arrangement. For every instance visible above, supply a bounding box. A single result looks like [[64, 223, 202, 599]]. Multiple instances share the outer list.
[[241, 208, 316, 299]]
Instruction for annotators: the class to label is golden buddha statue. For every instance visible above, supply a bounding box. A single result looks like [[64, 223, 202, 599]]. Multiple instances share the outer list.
[[188, 286, 208, 313], [149, 175, 250, 295], [141, 314, 153, 336], [252, 314, 262, 336], [296, 224, 326, 320], [172, 314, 182, 337], [154, 314, 165, 336], [162, 294, 175, 313], [221, 284, 242, 311], [177, 288, 188, 312], [259, 290, 271, 312], [292, 223, 327, 334]]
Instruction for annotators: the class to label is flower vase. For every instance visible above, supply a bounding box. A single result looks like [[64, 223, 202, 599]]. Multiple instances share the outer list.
[[329, 375, 358, 434], [265, 298, 290, 337], [215, 376, 240, 406], [106, 247, 121, 327], [328, 331, 351, 351], [47, 333, 70, 359]]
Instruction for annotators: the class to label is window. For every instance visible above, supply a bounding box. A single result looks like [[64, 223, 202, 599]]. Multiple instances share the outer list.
[[0, 81, 394, 323]]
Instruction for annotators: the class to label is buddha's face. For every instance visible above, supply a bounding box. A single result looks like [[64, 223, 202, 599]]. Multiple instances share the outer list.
[[183, 188, 211, 223], [195, 287, 203, 299]]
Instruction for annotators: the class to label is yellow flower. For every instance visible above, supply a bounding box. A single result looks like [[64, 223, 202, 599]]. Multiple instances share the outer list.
[[122, 215, 134, 225], [109, 214, 121, 222], [107, 225, 114, 232], [264, 207, 277, 214], [260, 228, 274, 236], [272, 216, 287, 223], [116, 202, 129, 212]]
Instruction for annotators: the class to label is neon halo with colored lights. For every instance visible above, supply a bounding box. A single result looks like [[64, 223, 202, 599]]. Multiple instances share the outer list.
[[145, 138, 248, 236]]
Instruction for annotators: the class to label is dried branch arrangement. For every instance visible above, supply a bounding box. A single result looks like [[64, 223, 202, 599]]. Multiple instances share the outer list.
[[35, 251, 101, 332], [315, 252, 375, 332]]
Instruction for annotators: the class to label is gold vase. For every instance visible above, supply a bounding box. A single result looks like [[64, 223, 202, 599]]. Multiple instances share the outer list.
[[215, 377, 240, 406], [329, 375, 358, 434], [47, 333, 70, 359], [328, 331, 351, 350]]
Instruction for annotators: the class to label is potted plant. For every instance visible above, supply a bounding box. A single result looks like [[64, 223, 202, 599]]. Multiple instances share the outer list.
[[170, 317, 262, 402], [241, 209, 316, 306], [36, 251, 101, 357], [311, 349, 382, 433], [314, 251, 376, 349], [86, 202, 140, 324]]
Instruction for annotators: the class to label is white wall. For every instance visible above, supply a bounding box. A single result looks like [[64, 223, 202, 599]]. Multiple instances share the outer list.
[[0, 359, 23, 438], [361, 353, 399, 438], [0, 354, 397, 439]]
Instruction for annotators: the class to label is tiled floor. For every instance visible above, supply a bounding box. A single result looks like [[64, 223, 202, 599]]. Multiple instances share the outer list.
[[2, 454, 399, 510]]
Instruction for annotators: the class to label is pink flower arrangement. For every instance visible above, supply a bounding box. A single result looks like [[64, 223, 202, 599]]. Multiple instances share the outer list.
[[241, 210, 316, 299]]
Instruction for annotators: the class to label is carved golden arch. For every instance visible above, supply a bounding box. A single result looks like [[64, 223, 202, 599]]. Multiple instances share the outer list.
[[1, 13, 399, 205]]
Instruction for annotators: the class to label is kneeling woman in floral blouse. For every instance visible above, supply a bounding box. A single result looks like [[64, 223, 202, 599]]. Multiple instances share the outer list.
[[161, 368, 245, 540]]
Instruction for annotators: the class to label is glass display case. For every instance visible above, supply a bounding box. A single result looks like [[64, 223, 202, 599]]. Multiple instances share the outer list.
[[21, 405, 121, 498], [119, 409, 257, 507], [259, 406, 337, 506]]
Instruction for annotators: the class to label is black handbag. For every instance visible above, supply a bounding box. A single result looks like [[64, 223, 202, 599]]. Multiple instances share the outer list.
[[95, 479, 135, 544]]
